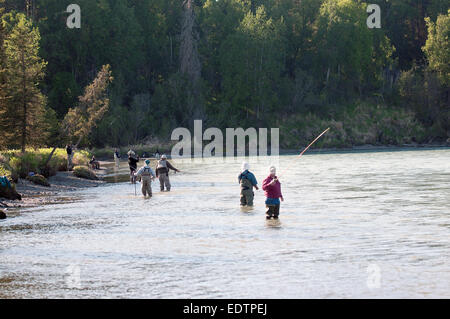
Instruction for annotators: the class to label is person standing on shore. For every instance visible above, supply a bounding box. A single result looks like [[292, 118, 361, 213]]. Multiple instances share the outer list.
[[66, 144, 73, 171], [114, 149, 120, 168], [238, 162, 258, 206], [155, 155, 180, 192], [135, 159, 156, 198], [262, 166, 284, 220]]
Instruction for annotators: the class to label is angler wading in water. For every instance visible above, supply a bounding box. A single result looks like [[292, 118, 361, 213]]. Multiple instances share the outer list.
[[114, 149, 120, 168], [128, 150, 140, 184], [135, 160, 156, 198], [238, 162, 258, 206], [262, 166, 284, 220], [155, 155, 180, 192]]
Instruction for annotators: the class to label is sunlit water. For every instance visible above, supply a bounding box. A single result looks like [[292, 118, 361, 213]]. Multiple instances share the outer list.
[[1, 149, 449, 298]]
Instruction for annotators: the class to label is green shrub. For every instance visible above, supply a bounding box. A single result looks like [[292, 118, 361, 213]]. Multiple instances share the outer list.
[[26, 174, 50, 187], [73, 166, 99, 180], [0, 164, 12, 179], [0, 148, 91, 179]]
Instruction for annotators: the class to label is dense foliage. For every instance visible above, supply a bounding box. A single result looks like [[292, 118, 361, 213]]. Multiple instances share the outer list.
[[0, 0, 449, 150], [0, 148, 90, 179]]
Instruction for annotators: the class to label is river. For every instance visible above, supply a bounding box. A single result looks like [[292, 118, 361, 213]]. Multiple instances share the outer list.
[[1, 149, 449, 298]]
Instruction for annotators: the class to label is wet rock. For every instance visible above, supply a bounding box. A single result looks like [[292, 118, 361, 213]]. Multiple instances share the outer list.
[[0, 210, 6, 219], [26, 174, 51, 187]]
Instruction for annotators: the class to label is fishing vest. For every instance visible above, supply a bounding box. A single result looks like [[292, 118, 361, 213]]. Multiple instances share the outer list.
[[157, 160, 169, 175], [141, 167, 152, 177], [157, 160, 167, 169], [240, 172, 253, 190]]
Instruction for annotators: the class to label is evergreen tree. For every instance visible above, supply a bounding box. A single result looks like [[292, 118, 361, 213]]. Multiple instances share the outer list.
[[0, 0, 8, 150], [2, 13, 47, 152]]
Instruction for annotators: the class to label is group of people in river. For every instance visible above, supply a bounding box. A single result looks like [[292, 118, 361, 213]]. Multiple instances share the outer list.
[[124, 150, 180, 197], [67, 146, 283, 220], [118, 149, 284, 220], [116, 149, 283, 220]]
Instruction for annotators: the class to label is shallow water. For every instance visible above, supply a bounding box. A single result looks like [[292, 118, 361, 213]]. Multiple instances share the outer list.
[[1, 149, 449, 298]]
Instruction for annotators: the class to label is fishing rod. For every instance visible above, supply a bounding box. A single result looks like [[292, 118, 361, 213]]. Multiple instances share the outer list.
[[278, 127, 330, 180], [297, 127, 330, 158]]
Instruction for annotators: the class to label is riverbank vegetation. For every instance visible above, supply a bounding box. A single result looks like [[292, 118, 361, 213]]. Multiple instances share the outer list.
[[0, 1, 449, 157], [0, 148, 90, 180]]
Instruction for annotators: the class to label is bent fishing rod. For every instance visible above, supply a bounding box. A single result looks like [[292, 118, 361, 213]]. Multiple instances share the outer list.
[[298, 127, 330, 158], [277, 127, 330, 180]]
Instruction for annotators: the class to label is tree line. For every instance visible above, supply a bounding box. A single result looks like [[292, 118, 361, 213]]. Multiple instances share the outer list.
[[0, 0, 448, 151]]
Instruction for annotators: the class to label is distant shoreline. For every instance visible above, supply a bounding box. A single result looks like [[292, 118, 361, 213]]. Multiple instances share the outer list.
[[279, 143, 450, 155], [91, 143, 450, 161]]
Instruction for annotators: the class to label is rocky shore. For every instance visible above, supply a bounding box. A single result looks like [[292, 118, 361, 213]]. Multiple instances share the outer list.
[[0, 169, 106, 210]]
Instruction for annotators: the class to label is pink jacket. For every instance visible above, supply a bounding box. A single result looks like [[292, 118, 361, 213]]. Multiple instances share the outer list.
[[262, 175, 283, 199]]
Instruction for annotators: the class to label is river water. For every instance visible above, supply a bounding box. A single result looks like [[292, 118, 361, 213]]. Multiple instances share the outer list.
[[0, 149, 449, 298]]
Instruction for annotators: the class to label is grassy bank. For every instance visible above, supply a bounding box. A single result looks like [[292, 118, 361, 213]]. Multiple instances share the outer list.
[[89, 103, 443, 157], [280, 103, 428, 149], [0, 148, 91, 181]]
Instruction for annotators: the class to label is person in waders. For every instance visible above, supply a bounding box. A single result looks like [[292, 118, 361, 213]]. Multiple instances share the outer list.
[[128, 150, 140, 183], [238, 162, 258, 206], [155, 154, 180, 192], [114, 149, 120, 168], [262, 166, 284, 220], [135, 160, 156, 197]]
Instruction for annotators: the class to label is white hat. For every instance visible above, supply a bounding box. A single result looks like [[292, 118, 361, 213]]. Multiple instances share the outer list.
[[128, 150, 135, 156], [161, 154, 167, 159], [241, 162, 250, 172]]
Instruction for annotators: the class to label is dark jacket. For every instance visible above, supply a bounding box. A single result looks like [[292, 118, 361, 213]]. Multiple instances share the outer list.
[[128, 156, 139, 170]]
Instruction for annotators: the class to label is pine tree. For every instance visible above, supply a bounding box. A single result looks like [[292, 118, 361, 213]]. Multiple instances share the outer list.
[[0, 0, 8, 150], [2, 13, 47, 152]]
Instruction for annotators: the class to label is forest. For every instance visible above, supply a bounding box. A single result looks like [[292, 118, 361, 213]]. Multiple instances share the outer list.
[[0, 0, 449, 151]]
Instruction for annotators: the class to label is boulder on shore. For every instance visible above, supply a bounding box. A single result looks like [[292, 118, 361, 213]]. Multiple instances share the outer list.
[[26, 174, 51, 187], [0, 210, 6, 219], [73, 166, 99, 180]]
